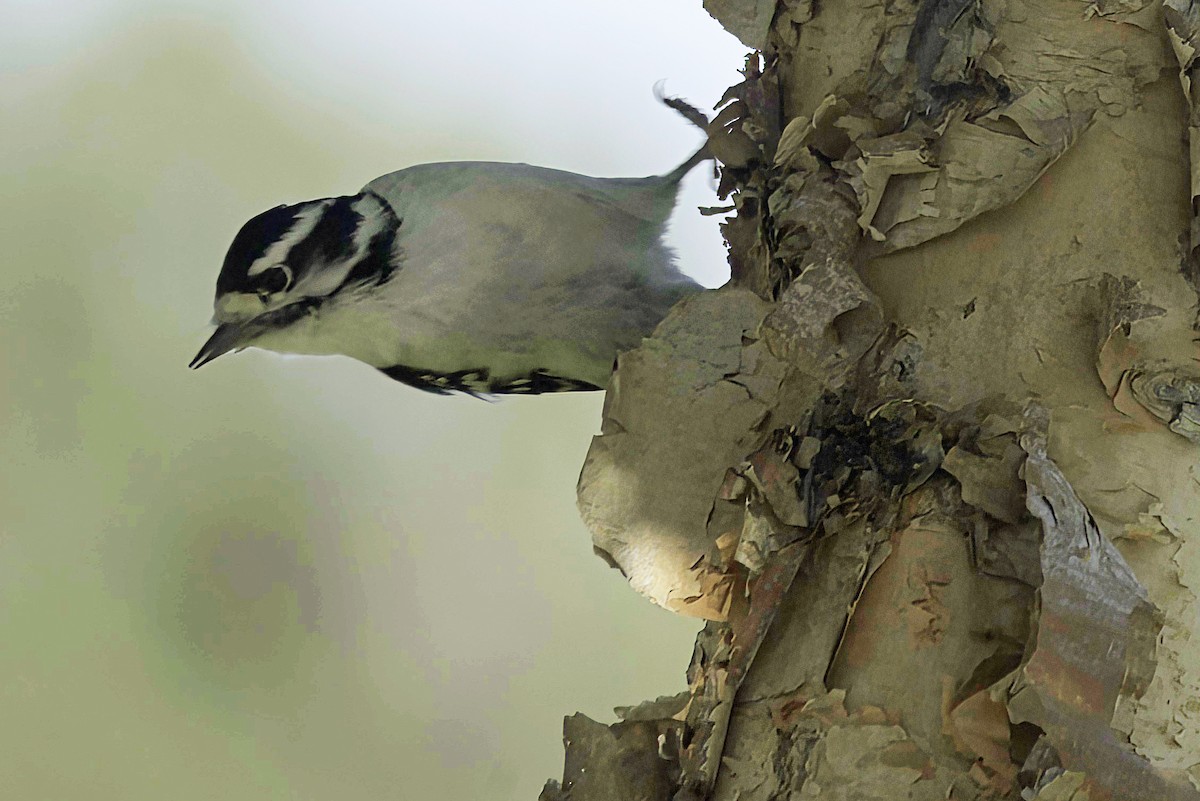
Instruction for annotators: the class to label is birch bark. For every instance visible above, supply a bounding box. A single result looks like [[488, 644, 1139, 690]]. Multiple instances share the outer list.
[[544, 1, 1200, 798]]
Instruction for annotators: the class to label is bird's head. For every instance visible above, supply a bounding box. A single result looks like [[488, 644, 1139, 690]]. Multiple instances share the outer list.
[[190, 191, 400, 369]]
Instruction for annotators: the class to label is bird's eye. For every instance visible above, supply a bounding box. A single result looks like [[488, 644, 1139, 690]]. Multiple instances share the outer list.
[[258, 264, 292, 294]]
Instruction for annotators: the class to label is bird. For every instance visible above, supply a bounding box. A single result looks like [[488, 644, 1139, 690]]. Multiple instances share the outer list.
[[190, 126, 712, 396]]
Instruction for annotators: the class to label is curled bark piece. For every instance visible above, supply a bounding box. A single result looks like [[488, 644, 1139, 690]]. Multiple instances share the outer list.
[[1010, 406, 1197, 800], [576, 287, 787, 619], [1164, 0, 1200, 290], [539, 713, 684, 801], [1125, 367, 1200, 443]]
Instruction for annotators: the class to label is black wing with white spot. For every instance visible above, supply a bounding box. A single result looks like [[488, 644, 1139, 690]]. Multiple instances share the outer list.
[[378, 365, 602, 396]]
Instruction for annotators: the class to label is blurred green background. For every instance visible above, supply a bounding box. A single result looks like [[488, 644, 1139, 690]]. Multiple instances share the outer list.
[[0, 1, 742, 798]]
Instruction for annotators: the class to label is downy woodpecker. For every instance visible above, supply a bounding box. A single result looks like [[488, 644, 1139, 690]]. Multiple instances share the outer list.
[[191, 134, 710, 394]]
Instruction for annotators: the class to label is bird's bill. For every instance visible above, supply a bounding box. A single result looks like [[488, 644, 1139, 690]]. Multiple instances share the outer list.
[[190, 301, 315, 369], [189, 321, 256, 369]]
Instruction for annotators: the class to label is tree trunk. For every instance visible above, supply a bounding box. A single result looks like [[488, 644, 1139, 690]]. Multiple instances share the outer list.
[[541, 1, 1200, 799]]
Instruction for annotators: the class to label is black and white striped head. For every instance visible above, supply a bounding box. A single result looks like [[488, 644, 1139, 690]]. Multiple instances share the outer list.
[[191, 191, 399, 368]]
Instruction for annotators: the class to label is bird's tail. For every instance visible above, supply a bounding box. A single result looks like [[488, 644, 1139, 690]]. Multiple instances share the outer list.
[[664, 143, 712, 184], [656, 88, 714, 184]]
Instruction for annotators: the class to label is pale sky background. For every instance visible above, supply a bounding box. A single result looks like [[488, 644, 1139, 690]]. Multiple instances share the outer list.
[[0, 1, 745, 799]]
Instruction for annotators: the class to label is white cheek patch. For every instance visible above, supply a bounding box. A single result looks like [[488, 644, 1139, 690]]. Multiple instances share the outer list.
[[290, 259, 356, 298], [247, 202, 328, 276]]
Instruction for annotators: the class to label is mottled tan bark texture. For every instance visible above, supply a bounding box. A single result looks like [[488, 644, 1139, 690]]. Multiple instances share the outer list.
[[544, 0, 1200, 799]]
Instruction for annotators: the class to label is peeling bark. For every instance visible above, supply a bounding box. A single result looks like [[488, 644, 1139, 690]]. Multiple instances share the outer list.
[[544, 0, 1200, 798]]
